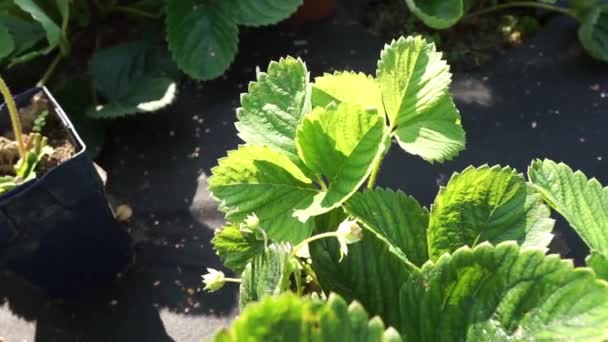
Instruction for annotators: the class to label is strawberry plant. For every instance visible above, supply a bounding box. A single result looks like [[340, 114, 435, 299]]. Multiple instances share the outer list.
[[205, 35, 608, 341], [529, 159, 608, 281], [0, 76, 54, 194], [402, 0, 608, 63], [0, 0, 304, 120]]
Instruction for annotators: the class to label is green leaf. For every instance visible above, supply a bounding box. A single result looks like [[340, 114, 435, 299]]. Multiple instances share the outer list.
[[377, 36, 464, 163], [399, 242, 608, 341], [312, 71, 385, 117], [404, 0, 463, 29], [0, 15, 45, 64], [89, 40, 178, 118], [215, 292, 402, 342], [293, 103, 387, 222], [310, 221, 417, 328], [528, 159, 608, 252], [13, 0, 62, 54], [239, 243, 294, 309], [344, 188, 429, 266], [578, 4, 608, 62], [208, 145, 317, 243], [235, 0, 303, 27], [212, 224, 265, 273], [166, 0, 238, 80], [314, 239, 608, 340], [587, 250, 608, 280], [236, 57, 311, 163], [428, 165, 554, 260], [0, 24, 14, 60]]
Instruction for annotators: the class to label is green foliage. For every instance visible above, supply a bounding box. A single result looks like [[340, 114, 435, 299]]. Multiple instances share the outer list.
[[0, 133, 53, 194], [214, 292, 402, 342], [529, 159, 608, 280], [166, 0, 237, 81], [293, 103, 387, 222], [404, 0, 463, 29], [206, 36, 608, 340], [579, 4, 608, 62], [239, 243, 295, 309], [400, 0, 608, 64], [0, 0, 303, 141], [212, 224, 266, 274], [401, 243, 608, 341], [428, 165, 554, 260], [210, 35, 463, 244], [235, 57, 311, 163], [208, 145, 317, 243], [344, 189, 429, 266], [89, 39, 179, 118], [377, 36, 465, 163]]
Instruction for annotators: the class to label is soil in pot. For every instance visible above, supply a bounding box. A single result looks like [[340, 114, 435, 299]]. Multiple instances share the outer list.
[[0, 91, 77, 182]]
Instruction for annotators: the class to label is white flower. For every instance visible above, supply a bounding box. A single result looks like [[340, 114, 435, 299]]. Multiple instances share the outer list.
[[244, 213, 260, 230], [202, 268, 225, 292], [336, 219, 363, 262], [294, 243, 310, 259]]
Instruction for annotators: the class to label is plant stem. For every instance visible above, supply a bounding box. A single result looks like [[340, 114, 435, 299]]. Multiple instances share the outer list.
[[367, 134, 391, 190], [0, 77, 26, 159], [292, 232, 339, 257], [37, 53, 63, 87], [367, 155, 383, 190], [464, 1, 578, 21], [224, 278, 242, 284], [109, 5, 161, 19]]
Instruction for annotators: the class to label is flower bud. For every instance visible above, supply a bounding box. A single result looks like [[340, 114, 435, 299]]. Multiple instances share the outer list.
[[202, 268, 225, 292], [336, 219, 363, 261]]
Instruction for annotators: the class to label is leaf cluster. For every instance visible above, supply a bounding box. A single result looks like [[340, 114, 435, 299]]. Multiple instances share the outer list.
[[0, 0, 303, 123], [207, 34, 608, 341], [403, 0, 608, 63]]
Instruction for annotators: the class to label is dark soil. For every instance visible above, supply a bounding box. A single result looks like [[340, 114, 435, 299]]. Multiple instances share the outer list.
[[0, 92, 76, 178], [363, 0, 544, 71]]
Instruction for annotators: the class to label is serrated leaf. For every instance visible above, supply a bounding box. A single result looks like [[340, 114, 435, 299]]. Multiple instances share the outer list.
[[344, 188, 429, 266], [0, 24, 14, 59], [400, 242, 608, 341], [212, 224, 265, 273], [208, 145, 317, 243], [428, 165, 554, 260], [0, 15, 45, 64], [215, 292, 402, 342], [89, 40, 179, 118], [578, 4, 608, 62], [239, 243, 294, 309], [529, 159, 608, 252], [13, 0, 62, 54], [166, 0, 238, 80], [293, 103, 387, 222], [377, 36, 464, 163], [235, 0, 303, 27], [236, 57, 311, 163], [310, 221, 417, 327], [404, 0, 463, 29], [587, 250, 608, 280], [312, 71, 385, 117], [313, 238, 608, 340]]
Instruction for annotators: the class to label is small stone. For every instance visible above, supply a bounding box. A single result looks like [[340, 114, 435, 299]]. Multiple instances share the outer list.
[[115, 204, 133, 222]]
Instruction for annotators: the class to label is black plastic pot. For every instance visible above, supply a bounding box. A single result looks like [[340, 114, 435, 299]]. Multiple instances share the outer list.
[[0, 87, 132, 297]]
